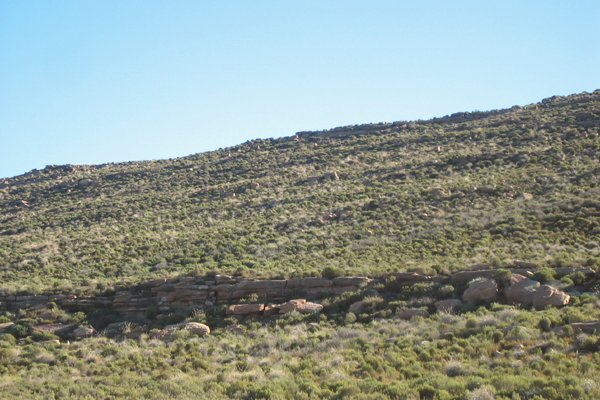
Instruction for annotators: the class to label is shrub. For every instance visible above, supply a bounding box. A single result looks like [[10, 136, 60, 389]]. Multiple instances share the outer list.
[[566, 271, 587, 285], [538, 317, 552, 332], [576, 335, 600, 352], [467, 386, 496, 400], [321, 266, 343, 279], [438, 285, 455, 298], [533, 268, 556, 284], [0, 333, 16, 346], [495, 269, 512, 288], [491, 330, 503, 343], [32, 331, 60, 342], [344, 312, 357, 324], [9, 324, 31, 339], [560, 277, 574, 286]]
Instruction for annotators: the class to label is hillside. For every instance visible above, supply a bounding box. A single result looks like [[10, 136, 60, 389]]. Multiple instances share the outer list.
[[0, 91, 600, 400], [1, 91, 599, 293]]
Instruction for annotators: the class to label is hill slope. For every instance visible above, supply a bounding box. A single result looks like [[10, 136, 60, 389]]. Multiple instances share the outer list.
[[1, 91, 599, 292]]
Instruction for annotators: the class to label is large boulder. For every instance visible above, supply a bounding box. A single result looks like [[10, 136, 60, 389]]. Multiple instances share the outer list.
[[532, 285, 570, 309], [434, 299, 462, 313], [504, 274, 540, 306], [462, 279, 499, 304], [349, 301, 366, 314], [72, 325, 95, 339], [162, 322, 211, 339], [182, 322, 210, 336], [279, 299, 323, 314]]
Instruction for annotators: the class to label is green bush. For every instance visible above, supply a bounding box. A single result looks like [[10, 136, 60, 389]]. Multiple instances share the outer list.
[[538, 317, 552, 332], [321, 266, 343, 280], [533, 268, 557, 284]]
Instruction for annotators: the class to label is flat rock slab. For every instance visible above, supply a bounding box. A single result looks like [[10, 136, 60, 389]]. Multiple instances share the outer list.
[[0, 322, 14, 332], [236, 280, 287, 290], [226, 303, 265, 315], [286, 278, 332, 288], [333, 276, 370, 287], [570, 321, 600, 334]]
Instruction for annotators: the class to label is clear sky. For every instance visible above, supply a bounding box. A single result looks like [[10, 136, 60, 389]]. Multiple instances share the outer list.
[[1, 1, 599, 178]]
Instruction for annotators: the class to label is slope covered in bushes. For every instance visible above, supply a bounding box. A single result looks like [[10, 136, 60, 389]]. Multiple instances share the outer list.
[[0, 91, 599, 292]]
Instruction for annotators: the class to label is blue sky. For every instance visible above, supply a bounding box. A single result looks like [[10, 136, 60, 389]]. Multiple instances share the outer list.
[[1, 1, 599, 178]]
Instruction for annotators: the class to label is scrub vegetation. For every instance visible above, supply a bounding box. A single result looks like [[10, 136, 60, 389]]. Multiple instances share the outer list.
[[0, 90, 599, 399]]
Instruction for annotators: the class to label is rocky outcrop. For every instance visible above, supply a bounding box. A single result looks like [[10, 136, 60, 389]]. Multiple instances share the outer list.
[[462, 279, 499, 304], [532, 285, 570, 309], [0, 267, 592, 324], [0, 274, 366, 318], [451, 267, 594, 287], [223, 299, 324, 316], [504, 274, 540, 306]]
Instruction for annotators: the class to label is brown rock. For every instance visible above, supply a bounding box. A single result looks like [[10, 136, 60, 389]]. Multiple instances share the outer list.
[[504, 274, 540, 306], [279, 299, 323, 314], [226, 303, 265, 315], [462, 279, 499, 304], [279, 299, 306, 314], [163, 322, 210, 337], [434, 299, 462, 313], [349, 301, 365, 314], [532, 285, 570, 309], [397, 308, 429, 320], [297, 302, 324, 314]]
